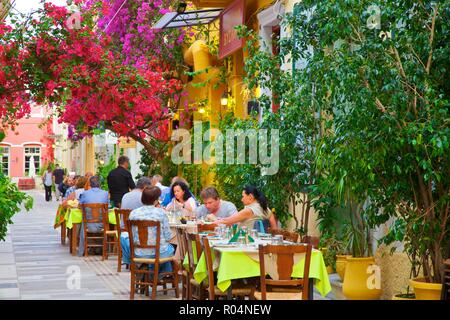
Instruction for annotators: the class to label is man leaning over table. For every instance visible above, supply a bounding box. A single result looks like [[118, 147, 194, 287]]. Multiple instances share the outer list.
[[194, 187, 237, 221], [77, 176, 109, 257]]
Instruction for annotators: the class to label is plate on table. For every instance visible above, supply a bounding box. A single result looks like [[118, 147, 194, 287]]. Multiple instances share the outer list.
[[213, 242, 238, 248]]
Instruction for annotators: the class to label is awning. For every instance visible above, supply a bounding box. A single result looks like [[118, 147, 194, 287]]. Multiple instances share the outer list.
[[152, 8, 222, 29]]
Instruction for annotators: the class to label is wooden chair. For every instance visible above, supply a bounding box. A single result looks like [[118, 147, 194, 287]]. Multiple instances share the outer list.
[[185, 232, 206, 300], [254, 243, 312, 300], [80, 203, 110, 259], [127, 219, 179, 300], [114, 209, 131, 272], [202, 237, 254, 300], [175, 227, 189, 299], [197, 223, 217, 233], [269, 228, 299, 243], [301, 235, 320, 249], [442, 259, 450, 300]]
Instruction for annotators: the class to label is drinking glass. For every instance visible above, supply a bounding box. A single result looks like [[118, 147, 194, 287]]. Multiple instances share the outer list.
[[250, 229, 258, 239], [238, 236, 246, 247], [225, 227, 231, 240], [214, 227, 221, 236]]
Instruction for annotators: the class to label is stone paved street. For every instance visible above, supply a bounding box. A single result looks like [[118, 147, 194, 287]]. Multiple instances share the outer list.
[[0, 190, 177, 300]]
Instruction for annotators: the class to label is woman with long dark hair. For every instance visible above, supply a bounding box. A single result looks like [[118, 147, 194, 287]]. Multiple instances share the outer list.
[[166, 180, 197, 217], [212, 185, 277, 230]]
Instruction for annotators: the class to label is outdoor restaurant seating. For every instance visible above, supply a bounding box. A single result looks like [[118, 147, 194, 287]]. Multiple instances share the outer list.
[[127, 219, 179, 300], [202, 237, 254, 300], [80, 203, 110, 259], [253, 243, 312, 300], [114, 208, 131, 272], [55, 200, 331, 301]]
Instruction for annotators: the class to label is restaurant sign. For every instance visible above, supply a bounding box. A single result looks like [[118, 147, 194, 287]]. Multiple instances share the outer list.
[[218, 0, 245, 59]]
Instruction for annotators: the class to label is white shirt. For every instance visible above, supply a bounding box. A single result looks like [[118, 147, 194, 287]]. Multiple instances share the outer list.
[[156, 182, 169, 192], [43, 172, 53, 186]]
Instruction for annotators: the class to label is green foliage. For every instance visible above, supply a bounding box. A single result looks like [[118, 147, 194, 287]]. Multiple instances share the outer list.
[[96, 155, 116, 191], [287, 0, 449, 281], [0, 173, 33, 241]]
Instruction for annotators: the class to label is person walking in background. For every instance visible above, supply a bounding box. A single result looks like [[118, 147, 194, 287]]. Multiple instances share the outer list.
[[107, 156, 136, 208], [52, 164, 65, 201], [42, 166, 53, 202]]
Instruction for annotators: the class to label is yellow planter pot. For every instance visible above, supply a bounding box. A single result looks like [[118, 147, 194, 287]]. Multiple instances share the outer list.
[[342, 257, 382, 300], [410, 278, 442, 300], [326, 265, 333, 274], [336, 255, 352, 281]]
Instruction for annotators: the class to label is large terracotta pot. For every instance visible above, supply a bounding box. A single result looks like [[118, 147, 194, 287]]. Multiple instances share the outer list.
[[342, 257, 382, 300], [336, 254, 352, 281], [410, 278, 442, 300]]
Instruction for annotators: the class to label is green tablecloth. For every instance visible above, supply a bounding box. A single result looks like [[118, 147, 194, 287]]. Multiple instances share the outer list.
[[53, 205, 67, 228], [182, 242, 198, 271], [193, 248, 331, 297], [65, 208, 116, 229]]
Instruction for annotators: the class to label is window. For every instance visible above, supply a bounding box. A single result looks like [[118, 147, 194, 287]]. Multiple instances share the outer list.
[[0, 146, 9, 176], [24, 147, 41, 175]]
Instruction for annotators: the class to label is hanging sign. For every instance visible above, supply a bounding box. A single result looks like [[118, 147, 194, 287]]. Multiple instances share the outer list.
[[218, 0, 245, 59]]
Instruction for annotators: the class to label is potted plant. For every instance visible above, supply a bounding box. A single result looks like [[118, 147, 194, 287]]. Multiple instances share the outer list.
[[285, 0, 449, 300], [320, 237, 344, 274], [339, 200, 382, 300]]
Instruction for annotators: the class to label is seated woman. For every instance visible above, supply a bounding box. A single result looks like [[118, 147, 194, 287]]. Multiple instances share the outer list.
[[165, 181, 197, 218], [62, 176, 87, 208], [211, 186, 277, 231], [161, 176, 198, 207], [120, 186, 175, 273]]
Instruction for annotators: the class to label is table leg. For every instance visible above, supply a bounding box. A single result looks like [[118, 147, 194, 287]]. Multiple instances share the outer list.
[[61, 221, 66, 245], [308, 279, 314, 300], [226, 285, 232, 300], [71, 224, 78, 256]]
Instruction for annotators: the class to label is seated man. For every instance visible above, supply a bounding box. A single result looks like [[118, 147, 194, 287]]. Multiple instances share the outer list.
[[77, 176, 109, 257], [120, 186, 175, 273], [121, 177, 152, 211], [194, 187, 237, 221]]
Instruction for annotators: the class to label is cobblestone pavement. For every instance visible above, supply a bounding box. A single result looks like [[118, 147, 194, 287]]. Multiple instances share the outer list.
[[0, 190, 336, 300]]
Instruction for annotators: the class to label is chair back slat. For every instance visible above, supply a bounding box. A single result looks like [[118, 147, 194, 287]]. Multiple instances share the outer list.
[[175, 227, 187, 262], [81, 203, 109, 227], [197, 223, 216, 233], [200, 237, 216, 300], [269, 228, 299, 243], [301, 235, 320, 249], [127, 220, 160, 251], [115, 209, 131, 234], [258, 243, 312, 300], [185, 232, 201, 272]]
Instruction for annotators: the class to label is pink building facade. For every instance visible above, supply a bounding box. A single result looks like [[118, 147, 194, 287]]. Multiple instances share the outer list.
[[0, 105, 54, 179]]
